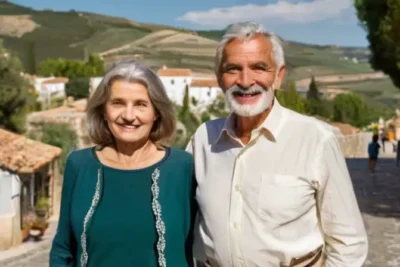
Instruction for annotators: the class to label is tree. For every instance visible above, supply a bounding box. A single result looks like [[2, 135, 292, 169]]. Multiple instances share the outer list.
[[304, 76, 333, 118], [307, 76, 319, 100], [305, 98, 333, 119], [201, 111, 211, 123], [65, 77, 90, 100], [38, 55, 104, 78], [332, 93, 369, 127], [0, 40, 36, 132], [286, 80, 306, 113], [355, 0, 400, 88], [276, 80, 305, 114], [208, 94, 230, 118], [180, 84, 190, 117], [39, 122, 77, 172]]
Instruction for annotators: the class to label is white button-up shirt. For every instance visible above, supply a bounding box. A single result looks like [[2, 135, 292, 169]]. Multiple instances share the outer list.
[[186, 99, 368, 267]]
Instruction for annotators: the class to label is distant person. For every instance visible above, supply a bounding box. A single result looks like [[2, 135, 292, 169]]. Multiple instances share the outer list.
[[49, 61, 196, 267], [368, 134, 381, 173], [388, 129, 396, 152], [379, 128, 385, 153], [397, 139, 400, 166]]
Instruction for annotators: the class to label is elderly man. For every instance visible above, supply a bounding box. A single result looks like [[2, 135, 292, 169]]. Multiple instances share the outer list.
[[186, 21, 368, 267]]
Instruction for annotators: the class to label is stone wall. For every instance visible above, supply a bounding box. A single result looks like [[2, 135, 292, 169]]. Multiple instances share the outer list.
[[27, 112, 92, 149], [48, 160, 62, 220], [0, 198, 22, 251], [337, 132, 372, 158]]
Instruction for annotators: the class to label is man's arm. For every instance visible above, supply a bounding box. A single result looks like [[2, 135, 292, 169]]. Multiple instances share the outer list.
[[185, 137, 194, 154], [185, 136, 208, 265], [315, 133, 368, 266]]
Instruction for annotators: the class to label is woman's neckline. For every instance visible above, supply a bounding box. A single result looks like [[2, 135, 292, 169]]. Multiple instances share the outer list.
[[90, 146, 171, 172]]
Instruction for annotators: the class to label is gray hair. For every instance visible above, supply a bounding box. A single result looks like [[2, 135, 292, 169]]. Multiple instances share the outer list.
[[86, 61, 176, 148], [215, 21, 285, 78]]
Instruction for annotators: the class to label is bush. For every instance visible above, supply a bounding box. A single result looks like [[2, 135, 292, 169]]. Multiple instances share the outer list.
[[40, 122, 77, 172], [65, 77, 90, 100]]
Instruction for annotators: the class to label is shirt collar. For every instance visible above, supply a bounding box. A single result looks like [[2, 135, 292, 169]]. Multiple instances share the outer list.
[[214, 97, 285, 145]]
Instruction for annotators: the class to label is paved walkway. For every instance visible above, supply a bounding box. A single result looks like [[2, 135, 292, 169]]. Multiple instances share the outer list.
[[1, 158, 399, 267], [348, 157, 400, 267], [0, 219, 56, 267]]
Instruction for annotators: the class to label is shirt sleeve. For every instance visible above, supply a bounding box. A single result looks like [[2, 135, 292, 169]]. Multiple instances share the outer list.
[[185, 137, 194, 155], [49, 152, 78, 267], [315, 133, 368, 266], [184, 136, 208, 264]]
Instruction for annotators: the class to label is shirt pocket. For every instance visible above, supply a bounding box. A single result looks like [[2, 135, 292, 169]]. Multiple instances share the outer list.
[[258, 174, 312, 224]]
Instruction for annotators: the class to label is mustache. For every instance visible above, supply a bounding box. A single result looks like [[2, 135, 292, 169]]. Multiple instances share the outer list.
[[227, 84, 268, 94]]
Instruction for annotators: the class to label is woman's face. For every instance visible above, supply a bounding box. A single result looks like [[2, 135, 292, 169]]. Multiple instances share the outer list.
[[104, 80, 157, 145]]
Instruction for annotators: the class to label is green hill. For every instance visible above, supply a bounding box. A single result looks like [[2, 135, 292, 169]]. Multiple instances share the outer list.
[[0, 0, 373, 78], [0, 1, 185, 73]]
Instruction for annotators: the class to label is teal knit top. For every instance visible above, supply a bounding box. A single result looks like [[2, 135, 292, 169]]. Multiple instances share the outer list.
[[49, 147, 196, 267]]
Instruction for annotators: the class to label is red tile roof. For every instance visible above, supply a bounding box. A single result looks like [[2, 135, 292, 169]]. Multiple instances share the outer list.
[[191, 79, 219, 87], [0, 129, 62, 173], [42, 77, 69, 84], [157, 68, 192, 77]]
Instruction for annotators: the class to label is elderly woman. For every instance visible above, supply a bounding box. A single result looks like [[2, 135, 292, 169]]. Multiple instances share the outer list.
[[49, 61, 196, 267]]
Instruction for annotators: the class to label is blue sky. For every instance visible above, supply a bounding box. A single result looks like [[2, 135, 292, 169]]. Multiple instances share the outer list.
[[11, 0, 368, 47]]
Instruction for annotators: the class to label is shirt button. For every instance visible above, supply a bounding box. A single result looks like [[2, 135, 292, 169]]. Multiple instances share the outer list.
[[233, 222, 238, 229], [235, 185, 240, 191]]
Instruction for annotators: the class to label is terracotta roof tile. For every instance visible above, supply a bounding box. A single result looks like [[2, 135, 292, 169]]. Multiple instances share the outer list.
[[0, 129, 62, 173], [42, 77, 69, 84], [190, 79, 219, 87], [31, 99, 87, 118], [157, 68, 191, 77]]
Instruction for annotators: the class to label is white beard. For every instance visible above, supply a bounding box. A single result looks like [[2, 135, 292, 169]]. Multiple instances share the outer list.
[[225, 84, 275, 117]]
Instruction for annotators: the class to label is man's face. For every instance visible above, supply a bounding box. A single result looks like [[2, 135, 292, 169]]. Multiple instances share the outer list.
[[220, 34, 285, 117]]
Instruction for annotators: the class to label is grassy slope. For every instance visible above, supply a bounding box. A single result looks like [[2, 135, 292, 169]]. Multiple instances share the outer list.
[[0, 2, 173, 72], [0, 2, 373, 77], [2, 1, 398, 107], [320, 78, 400, 106]]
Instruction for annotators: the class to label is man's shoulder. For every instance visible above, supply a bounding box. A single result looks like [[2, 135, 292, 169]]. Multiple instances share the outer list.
[[283, 108, 339, 137], [193, 117, 227, 140]]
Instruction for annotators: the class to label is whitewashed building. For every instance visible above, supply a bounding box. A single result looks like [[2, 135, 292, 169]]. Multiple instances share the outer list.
[[189, 78, 222, 107], [87, 67, 223, 108], [89, 77, 103, 96], [40, 77, 69, 99], [0, 169, 21, 250], [24, 75, 69, 99], [157, 66, 192, 106], [0, 129, 62, 250]]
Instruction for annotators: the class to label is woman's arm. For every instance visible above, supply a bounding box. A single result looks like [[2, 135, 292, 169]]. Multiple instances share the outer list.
[[49, 152, 78, 267]]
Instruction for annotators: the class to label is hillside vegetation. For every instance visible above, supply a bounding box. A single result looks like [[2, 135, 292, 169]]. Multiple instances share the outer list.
[[2, 1, 397, 109], [0, 1, 183, 73], [0, 1, 373, 78]]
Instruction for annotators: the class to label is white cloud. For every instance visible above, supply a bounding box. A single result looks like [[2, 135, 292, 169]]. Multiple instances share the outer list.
[[176, 0, 353, 27]]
